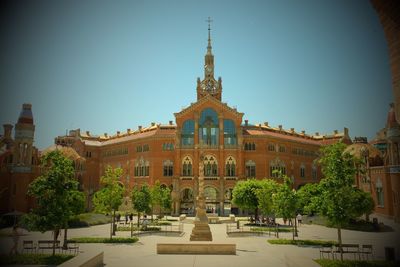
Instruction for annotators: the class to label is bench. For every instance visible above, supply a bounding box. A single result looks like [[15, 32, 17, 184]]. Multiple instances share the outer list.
[[359, 244, 373, 260], [37, 240, 61, 254], [65, 240, 79, 255], [333, 244, 359, 260], [22, 240, 36, 253], [319, 245, 333, 259]]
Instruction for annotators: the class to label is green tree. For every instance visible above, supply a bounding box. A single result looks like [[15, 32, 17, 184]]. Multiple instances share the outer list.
[[151, 181, 164, 219], [63, 189, 85, 249], [272, 176, 299, 240], [92, 166, 125, 239], [255, 179, 279, 217], [23, 150, 81, 255], [232, 179, 262, 220], [160, 186, 172, 219], [131, 184, 151, 228], [318, 142, 373, 260], [151, 181, 172, 219], [297, 183, 321, 216]]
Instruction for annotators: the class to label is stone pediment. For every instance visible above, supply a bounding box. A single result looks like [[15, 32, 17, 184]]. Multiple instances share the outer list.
[[174, 94, 244, 119]]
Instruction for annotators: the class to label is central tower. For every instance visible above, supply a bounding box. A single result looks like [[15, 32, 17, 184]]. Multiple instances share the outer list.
[[197, 17, 222, 101]]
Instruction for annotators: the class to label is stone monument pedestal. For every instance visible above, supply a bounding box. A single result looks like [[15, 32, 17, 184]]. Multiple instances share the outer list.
[[190, 220, 212, 241], [190, 159, 213, 241]]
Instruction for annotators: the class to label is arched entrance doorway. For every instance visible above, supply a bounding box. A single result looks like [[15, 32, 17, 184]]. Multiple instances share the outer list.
[[180, 188, 194, 215], [204, 186, 219, 214]]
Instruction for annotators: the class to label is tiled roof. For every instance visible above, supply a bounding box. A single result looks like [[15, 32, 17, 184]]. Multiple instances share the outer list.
[[80, 124, 177, 147], [243, 125, 345, 146], [244, 129, 321, 145]]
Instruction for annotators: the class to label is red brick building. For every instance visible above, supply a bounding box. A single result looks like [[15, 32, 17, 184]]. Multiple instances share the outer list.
[[49, 28, 351, 216], [2, 28, 361, 217]]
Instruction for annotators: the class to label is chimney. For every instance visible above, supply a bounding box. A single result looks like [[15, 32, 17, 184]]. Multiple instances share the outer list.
[[278, 125, 282, 131], [169, 120, 173, 125], [290, 128, 294, 133], [245, 120, 248, 126], [334, 129, 338, 134], [315, 132, 319, 136], [151, 122, 155, 126], [264, 122, 269, 127], [301, 130, 305, 135], [117, 131, 120, 136], [86, 130, 90, 136], [104, 133, 108, 138], [127, 128, 131, 133], [3, 124, 13, 138], [138, 126, 142, 131], [344, 127, 349, 136]]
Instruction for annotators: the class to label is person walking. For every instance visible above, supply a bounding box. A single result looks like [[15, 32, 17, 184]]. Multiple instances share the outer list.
[[296, 213, 303, 226]]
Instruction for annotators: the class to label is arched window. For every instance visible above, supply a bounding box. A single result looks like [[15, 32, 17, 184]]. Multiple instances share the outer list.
[[203, 155, 218, 177], [225, 156, 236, 177], [181, 188, 193, 202], [135, 157, 149, 177], [163, 160, 173, 177], [199, 108, 219, 146], [182, 156, 193, 176], [245, 160, 256, 177], [223, 119, 236, 146], [312, 163, 317, 180], [376, 178, 384, 206], [204, 187, 218, 201], [181, 120, 194, 146], [270, 158, 286, 178], [300, 163, 305, 178]]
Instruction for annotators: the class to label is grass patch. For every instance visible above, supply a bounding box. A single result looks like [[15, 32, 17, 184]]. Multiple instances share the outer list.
[[315, 259, 400, 267], [268, 239, 337, 247], [251, 227, 292, 232], [117, 226, 161, 231], [0, 253, 73, 265], [68, 213, 111, 228], [70, 237, 138, 243]]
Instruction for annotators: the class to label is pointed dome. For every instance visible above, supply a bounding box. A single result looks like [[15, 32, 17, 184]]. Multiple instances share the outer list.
[[17, 103, 34, 124]]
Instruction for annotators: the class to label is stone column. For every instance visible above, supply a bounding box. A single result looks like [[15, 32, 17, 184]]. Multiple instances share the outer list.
[[190, 157, 213, 241]]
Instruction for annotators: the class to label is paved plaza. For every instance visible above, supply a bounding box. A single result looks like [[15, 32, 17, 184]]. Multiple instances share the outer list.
[[0, 214, 399, 267]]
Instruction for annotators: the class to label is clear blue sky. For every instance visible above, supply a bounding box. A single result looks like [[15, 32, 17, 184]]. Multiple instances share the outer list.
[[0, 0, 393, 150]]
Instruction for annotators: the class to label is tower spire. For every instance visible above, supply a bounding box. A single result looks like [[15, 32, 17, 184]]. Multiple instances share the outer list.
[[206, 17, 213, 54]]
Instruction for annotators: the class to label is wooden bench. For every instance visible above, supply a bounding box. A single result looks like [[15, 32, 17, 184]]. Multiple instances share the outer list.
[[22, 240, 36, 253], [37, 240, 61, 254], [319, 245, 333, 259], [359, 244, 373, 260], [65, 240, 79, 255], [333, 244, 359, 260]]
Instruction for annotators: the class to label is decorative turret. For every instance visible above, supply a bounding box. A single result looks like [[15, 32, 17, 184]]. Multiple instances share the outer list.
[[385, 103, 400, 165], [13, 103, 35, 172], [197, 17, 222, 101]]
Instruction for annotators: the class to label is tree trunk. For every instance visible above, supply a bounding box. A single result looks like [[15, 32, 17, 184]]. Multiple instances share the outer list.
[[255, 208, 259, 222], [112, 210, 116, 236], [63, 228, 68, 250], [137, 212, 141, 229], [52, 229, 58, 256], [110, 214, 113, 240], [338, 227, 343, 261], [294, 216, 298, 238]]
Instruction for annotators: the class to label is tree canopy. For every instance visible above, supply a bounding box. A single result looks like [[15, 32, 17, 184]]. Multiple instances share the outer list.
[[92, 166, 125, 239], [23, 150, 83, 255]]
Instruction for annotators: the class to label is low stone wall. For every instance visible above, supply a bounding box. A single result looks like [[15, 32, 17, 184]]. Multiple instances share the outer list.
[[157, 243, 236, 255], [58, 251, 104, 267]]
